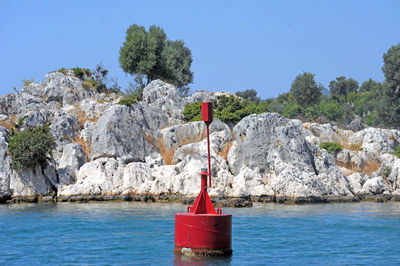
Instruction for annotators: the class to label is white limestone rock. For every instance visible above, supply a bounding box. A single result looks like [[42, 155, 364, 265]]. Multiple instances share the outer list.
[[142, 80, 185, 121], [0, 133, 11, 198], [360, 176, 392, 195], [381, 154, 400, 191], [89, 104, 155, 163], [350, 128, 400, 154], [58, 158, 124, 196], [230, 167, 272, 197], [347, 173, 370, 194], [10, 165, 53, 197], [57, 143, 87, 188]]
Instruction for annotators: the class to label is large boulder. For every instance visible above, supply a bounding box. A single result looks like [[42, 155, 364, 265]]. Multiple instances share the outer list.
[[9, 165, 53, 197], [231, 113, 314, 175], [42, 72, 95, 105], [229, 113, 353, 198], [347, 173, 369, 194], [0, 94, 16, 116], [303, 123, 353, 145], [0, 132, 11, 199], [49, 111, 80, 150], [381, 154, 400, 191], [360, 176, 392, 195], [89, 104, 159, 163], [57, 143, 87, 187], [22, 111, 49, 128], [142, 80, 185, 121], [7, 72, 97, 117], [349, 128, 400, 154], [348, 119, 364, 132], [58, 157, 124, 196]]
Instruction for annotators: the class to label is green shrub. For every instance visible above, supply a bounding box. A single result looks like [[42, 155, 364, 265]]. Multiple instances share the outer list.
[[58, 68, 68, 75], [182, 95, 259, 124], [214, 95, 258, 124], [317, 99, 344, 122], [118, 84, 143, 106], [365, 111, 378, 126], [8, 125, 56, 171], [82, 78, 96, 90], [392, 146, 400, 159], [118, 97, 137, 106], [320, 142, 343, 154], [282, 102, 302, 118], [72, 67, 92, 79], [22, 79, 34, 87], [183, 101, 202, 121], [16, 115, 28, 128]]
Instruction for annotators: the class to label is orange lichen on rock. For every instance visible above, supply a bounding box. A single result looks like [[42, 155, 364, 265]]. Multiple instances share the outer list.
[[72, 135, 91, 161]]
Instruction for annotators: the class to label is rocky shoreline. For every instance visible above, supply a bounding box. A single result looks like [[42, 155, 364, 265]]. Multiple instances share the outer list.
[[4, 193, 400, 206], [1, 71, 400, 205]]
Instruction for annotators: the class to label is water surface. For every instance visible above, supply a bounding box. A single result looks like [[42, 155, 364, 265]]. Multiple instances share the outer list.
[[1, 202, 400, 265]]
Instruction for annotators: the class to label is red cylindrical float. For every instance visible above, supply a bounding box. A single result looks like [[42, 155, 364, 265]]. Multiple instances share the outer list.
[[174, 212, 232, 256]]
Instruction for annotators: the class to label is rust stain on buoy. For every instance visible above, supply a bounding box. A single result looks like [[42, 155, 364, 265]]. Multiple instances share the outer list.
[[174, 102, 232, 256]]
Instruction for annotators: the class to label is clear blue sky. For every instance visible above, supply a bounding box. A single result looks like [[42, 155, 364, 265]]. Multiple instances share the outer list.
[[1, 0, 399, 99]]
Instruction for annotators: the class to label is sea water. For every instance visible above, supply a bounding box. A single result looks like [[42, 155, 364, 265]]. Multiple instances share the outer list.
[[1, 202, 400, 265]]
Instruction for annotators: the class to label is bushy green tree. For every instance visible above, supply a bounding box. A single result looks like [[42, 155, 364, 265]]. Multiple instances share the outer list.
[[161, 40, 193, 95], [119, 24, 193, 89], [378, 43, 400, 127], [317, 98, 344, 121], [119, 25, 165, 83], [290, 72, 323, 108], [235, 89, 260, 103], [8, 125, 56, 171], [360, 78, 382, 92], [329, 76, 359, 97], [281, 102, 302, 118]]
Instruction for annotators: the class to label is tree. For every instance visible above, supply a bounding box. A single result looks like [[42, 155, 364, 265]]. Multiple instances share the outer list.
[[359, 78, 382, 92], [119, 24, 193, 89], [290, 72, 323, 108], [378, 43, 400, 127], [235, 89, 260, 103], [329, 76, 359, 96], [161, 40, 193, 95]]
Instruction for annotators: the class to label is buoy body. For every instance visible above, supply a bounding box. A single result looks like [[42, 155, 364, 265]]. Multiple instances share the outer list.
[[174, 102, 232, 256], [174, 213, 232, 256]]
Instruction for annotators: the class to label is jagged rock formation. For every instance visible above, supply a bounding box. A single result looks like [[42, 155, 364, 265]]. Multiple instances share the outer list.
[[1, 71, 400, 204]]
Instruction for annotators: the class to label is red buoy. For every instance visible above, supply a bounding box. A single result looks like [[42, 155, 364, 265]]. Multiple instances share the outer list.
[[174, 102, 232, 256]]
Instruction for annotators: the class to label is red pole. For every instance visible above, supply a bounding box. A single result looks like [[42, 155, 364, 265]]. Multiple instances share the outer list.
[[206, 123, 211, 187]]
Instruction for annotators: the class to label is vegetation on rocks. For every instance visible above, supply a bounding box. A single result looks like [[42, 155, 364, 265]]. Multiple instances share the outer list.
[[320, 142, 343, 154], [183, 95, 261, 124], [8, 124, 56, 171], [392, 146, 400, 159], [183, 101, 202, 121], [118, 97, 137, 106], [58, 65, 121, 94], [22, 79, 34, 87]]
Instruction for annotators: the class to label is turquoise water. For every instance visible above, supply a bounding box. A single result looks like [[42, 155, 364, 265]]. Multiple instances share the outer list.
[[1, 202, 400, 265]]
